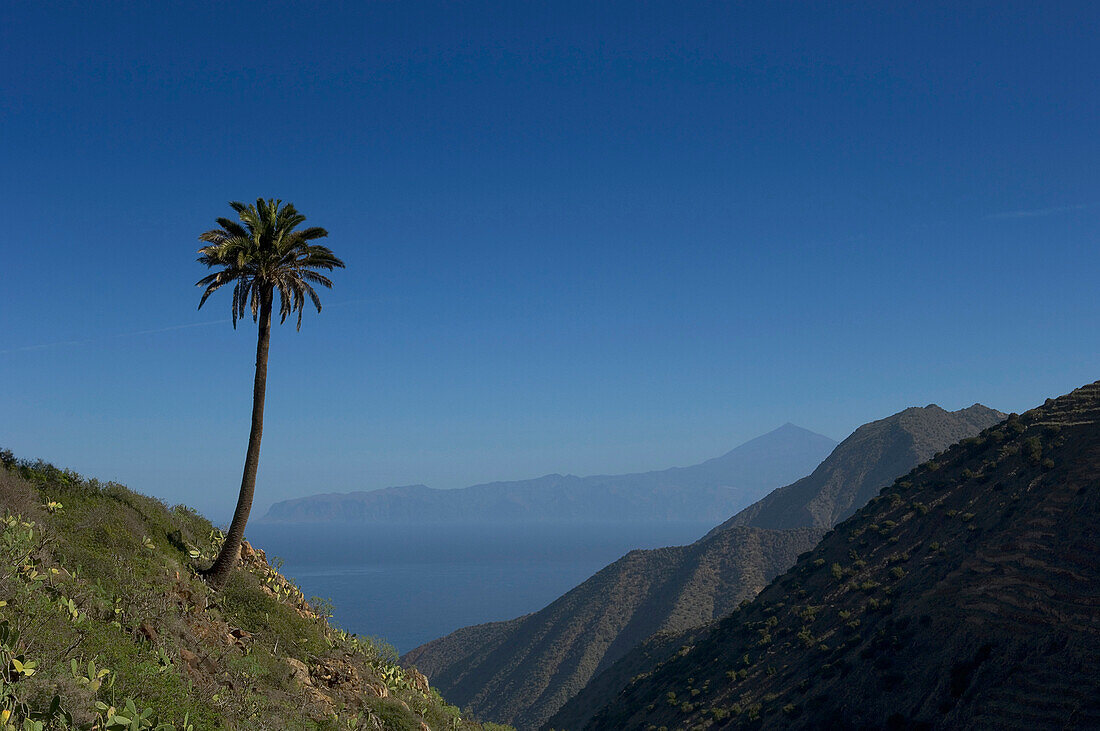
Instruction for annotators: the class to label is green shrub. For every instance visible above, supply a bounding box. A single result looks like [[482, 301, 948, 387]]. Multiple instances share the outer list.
[[1025, 436, 1043, 463], [220, 571, 327, 660]]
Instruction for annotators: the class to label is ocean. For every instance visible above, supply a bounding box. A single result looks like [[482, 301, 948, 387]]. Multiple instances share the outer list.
[[245, 521, 715, 654]]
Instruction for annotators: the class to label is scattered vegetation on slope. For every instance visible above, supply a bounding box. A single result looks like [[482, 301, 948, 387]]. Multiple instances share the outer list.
[[588, 383, 1100, 729], [0, 451, 509, 731], [546, 402, 1005, 731]]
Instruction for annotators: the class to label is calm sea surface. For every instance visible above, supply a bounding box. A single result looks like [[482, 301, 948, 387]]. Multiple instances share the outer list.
[[246, 521, 714, 654]]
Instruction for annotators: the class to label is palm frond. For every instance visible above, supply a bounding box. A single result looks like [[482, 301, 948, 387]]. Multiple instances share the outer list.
[[300, 270, 334, 288], [301, 280, 323, 313], [293, 226, 328, 242], [214, 218, 249, 239]]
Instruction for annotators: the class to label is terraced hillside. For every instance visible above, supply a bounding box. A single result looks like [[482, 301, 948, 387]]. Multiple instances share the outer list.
[[588, 382, 1100, 729], [405, 404, 1002, 730]]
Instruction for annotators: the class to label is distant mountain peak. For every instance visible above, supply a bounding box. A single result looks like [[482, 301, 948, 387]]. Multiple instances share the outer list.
[[755, 422, 828, 437], [707, 424, 836, 463], [760, 422, 830, 438]]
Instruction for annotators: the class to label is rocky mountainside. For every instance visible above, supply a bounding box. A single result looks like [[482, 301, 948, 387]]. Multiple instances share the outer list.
[[263, 424, 836, 524], [403, 526, 822, 730], [403, 404, 1002, 730], [588, 383, 1100, 729], [710, 404, 1005, 533]]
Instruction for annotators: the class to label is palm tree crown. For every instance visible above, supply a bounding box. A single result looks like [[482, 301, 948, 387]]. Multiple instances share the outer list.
[[196, 198, 345, 328]]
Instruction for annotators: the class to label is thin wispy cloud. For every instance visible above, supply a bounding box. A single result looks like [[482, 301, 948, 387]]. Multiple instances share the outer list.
[[986, 202, 1094, 220], [0, 319, 231, 355]]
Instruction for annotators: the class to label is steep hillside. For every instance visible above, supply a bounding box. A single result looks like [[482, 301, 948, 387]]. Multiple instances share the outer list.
[[589, 383, 1100, 729], [711, 404, 1004, 533], [405, 405, 1000, 730], [403, 527, 820, 730], [0, 452, 509, 731], [264, 425, 836, 524], [546, 403, 1003, 731]]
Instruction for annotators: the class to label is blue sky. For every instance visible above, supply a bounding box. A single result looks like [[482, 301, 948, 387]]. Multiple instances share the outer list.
[[2, 1, 1098, 520]]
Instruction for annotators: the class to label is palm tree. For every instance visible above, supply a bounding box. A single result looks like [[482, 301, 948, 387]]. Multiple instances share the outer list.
[[196, 198, 345, 589]]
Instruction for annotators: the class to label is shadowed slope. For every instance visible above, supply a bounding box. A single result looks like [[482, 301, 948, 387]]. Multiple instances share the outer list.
[[589, 383, 1100, 729], [546, 403, 1004, 730], [406, 405, 1002, 729]]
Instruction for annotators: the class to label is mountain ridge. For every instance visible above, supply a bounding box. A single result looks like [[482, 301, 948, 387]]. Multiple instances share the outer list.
[[709, 403, 1007, 534], [263, 424, 837, 524], [403, 404, 1004, 729], [587, 382, 1100, 729]]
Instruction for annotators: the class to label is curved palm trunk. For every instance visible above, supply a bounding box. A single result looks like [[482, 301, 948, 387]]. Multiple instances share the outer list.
[[204, 287, 273, 589]]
